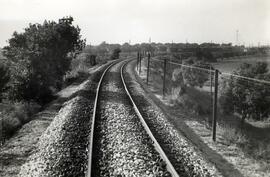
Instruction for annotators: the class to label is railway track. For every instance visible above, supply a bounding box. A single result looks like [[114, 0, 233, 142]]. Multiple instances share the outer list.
[[87, 59, 179, 177]]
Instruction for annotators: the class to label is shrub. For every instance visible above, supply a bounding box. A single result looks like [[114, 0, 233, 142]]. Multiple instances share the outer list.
[[181, 60, 210, 88], [176, 86, 212, 115], [63, 65, 89, 85], [111, 48, 121, 60], [196, 48, 217, 62], [1, 113, 22, 140], [0, 63, 10, 101], [63, 53, 96, 85], [220, 62, 270, 124], [220, 125, 248, 145], [0, 101, 40, 143], [86, 54, 97, 66], [254, 142, 270, 160], [12, 102, 41, 123]]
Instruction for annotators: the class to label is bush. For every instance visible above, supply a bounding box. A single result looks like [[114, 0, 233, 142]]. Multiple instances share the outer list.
[[1, 114, 22, 140], [63, 53, 96, 85], [176, 86, 212, 115], [220, 125, 248, 145], [0, 63, 10, 101], [0, 101, 40, 143], [63, 65, 89, 85], [181, 59, 210, 87], [196, 48, 217, 62], [111, 48, 121, 60], [220, 62, 270, 123]]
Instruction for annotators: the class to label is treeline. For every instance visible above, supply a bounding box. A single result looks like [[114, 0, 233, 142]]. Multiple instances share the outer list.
[[83, 42, 269, 63]]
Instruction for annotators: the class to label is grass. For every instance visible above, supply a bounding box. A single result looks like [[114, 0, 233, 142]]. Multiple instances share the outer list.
[[141, 55, 270, 174], [64, 53, 93, 85], [0, 101, 41, 145], [64, 64, 90, 85], [219, 125, 249, 145], [64, 52, 109, 85], [144, 57, 212, 115], [219, 124, 270, 172], [180, 83, 270, 165], [213, 55, 270, 73]]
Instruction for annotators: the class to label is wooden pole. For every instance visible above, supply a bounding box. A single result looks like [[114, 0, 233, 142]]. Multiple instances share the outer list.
[[147, 52, 150, 85], [137, 52, 139, 71], [210, 66, 213, 126], [212, 69, 219, 141], [139, 52, 142, 75], [210, 67, 213, 97], [163, 59, 167, 98]]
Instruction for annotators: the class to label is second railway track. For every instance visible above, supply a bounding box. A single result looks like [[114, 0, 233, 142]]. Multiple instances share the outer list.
[[87, 59, 179, 177]]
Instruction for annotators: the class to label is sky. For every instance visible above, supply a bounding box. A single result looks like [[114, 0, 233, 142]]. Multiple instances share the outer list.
[[0, 0, 270, 47]]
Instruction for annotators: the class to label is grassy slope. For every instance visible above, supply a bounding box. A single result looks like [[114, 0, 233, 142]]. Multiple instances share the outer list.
[[138, 56, 270, 176]]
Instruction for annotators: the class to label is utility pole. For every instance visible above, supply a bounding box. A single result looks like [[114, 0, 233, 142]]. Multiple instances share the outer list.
[[163, 59, 167, 98], [212, 70, 219, 142], [147, 53, 150, 85], [236, 30, 239, 46]]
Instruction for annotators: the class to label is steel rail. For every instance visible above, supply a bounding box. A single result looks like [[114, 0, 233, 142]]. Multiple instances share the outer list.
[[120, 59, 180, 177], [86, 60, 120, 177]]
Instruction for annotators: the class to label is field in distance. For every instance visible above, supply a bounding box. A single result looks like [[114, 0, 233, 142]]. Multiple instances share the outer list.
[[212, 55, 270, 73]]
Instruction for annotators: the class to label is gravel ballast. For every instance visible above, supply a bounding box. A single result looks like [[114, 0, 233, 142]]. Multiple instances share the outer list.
[[124, 60, 223, 177], [92, 61, 171, 177], [18, 62, 114, 177]]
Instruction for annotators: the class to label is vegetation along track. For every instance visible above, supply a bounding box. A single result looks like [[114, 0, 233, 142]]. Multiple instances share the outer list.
[[87, 59, 179, 177]]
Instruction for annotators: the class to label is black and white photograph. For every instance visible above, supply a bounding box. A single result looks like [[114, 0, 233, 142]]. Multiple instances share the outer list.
[[0, 0, 270, 176]]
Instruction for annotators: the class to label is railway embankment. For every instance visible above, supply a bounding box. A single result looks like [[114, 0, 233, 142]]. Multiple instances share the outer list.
[[124, 60, 224, 177], [0, 62, 111, 177]]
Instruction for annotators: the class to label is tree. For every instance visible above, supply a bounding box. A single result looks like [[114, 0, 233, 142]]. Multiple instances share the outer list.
[[0, 63, 10, 101], [3, 17, 85, 104], [181, 59, 210, 88], [110, 48, 121, 60], [203, 50, 215, 62], [85, 54, 97, 66], [96, 41, 109, 55], [121, 43, 132, 53], [220, 62, 270, 125], [196, 48, 216, 62]]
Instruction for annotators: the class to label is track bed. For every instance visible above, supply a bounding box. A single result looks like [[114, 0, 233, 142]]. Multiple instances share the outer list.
[[90, 61, 174, 177]]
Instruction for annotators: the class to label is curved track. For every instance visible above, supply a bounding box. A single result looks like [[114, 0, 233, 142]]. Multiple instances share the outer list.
[[87, 59, 179, 177]]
